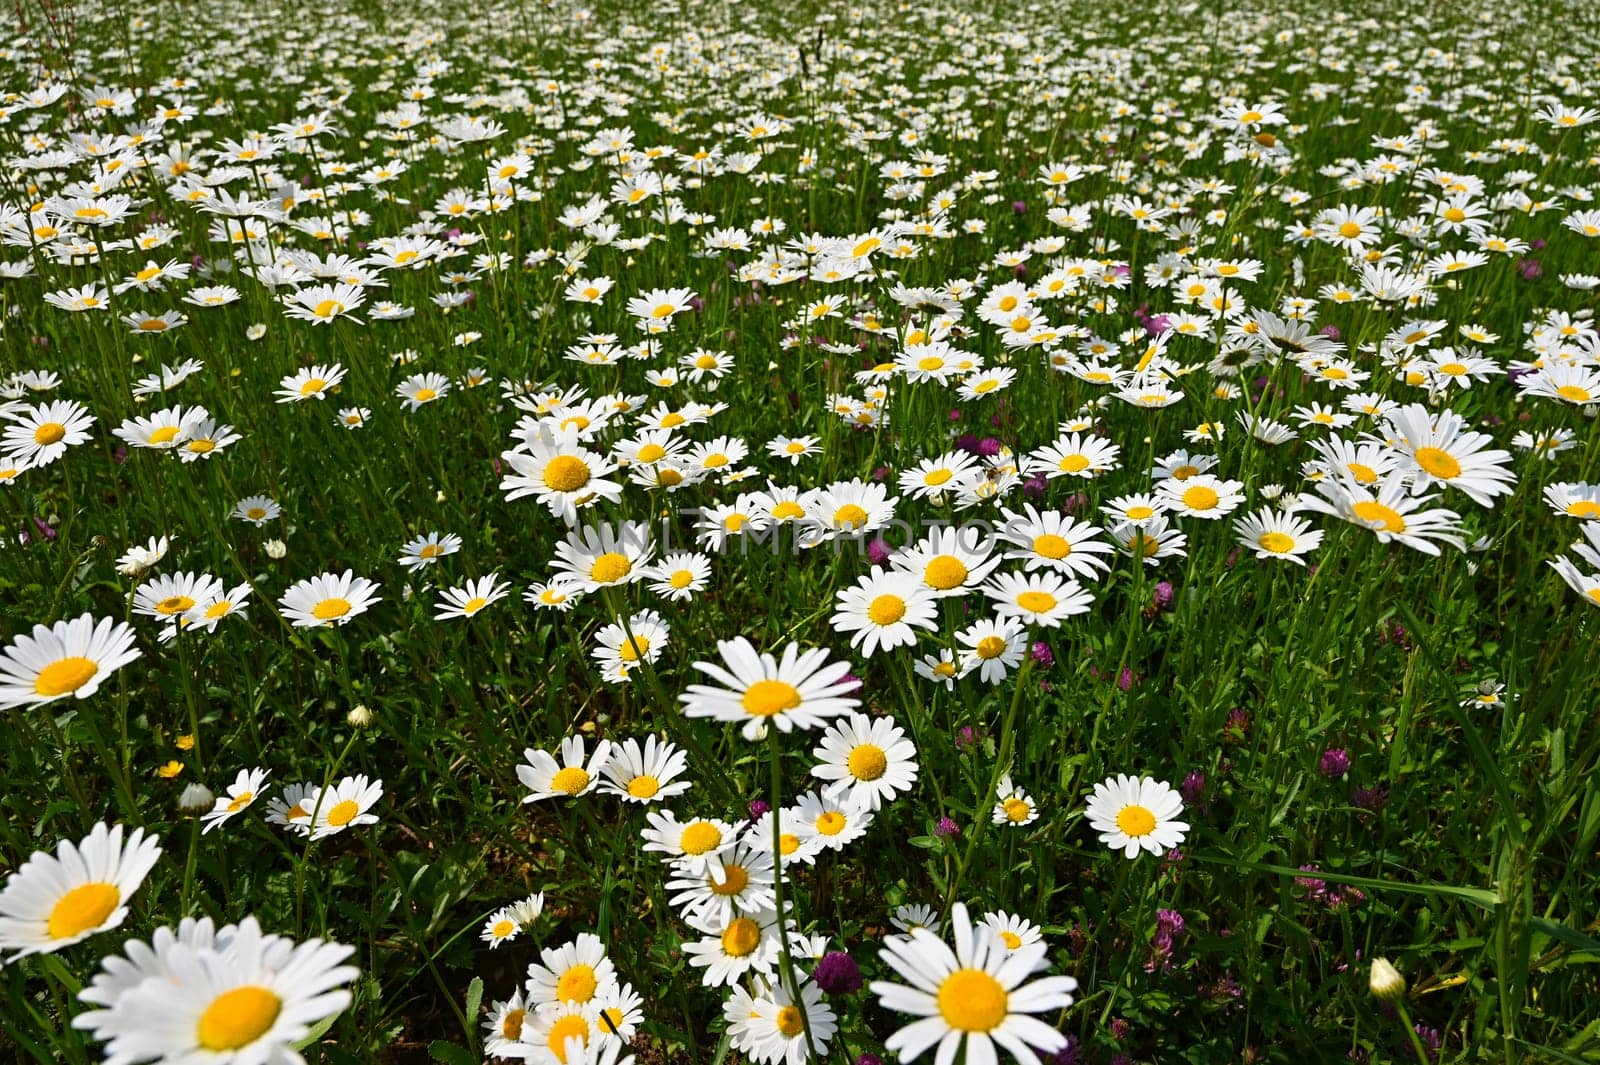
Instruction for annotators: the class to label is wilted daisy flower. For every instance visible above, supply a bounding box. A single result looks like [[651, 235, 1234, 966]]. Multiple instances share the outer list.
[[680, 637, 861, 740], [309, 775, 384, 840], [71, 916, 357, 1064], [1085, 774, 1190, 858], [869, 902, 1075, 1065], [280, 570, 382, 627], [201, 767, 271, 834], [232, 496, 281, 526], [275, 363, 347, 403], [0, 613, 142, 709], [600, 734, 691, 803], [992, 774, 1040, 827], [115, 535, 170, 578], [399, 532, 462, 570], [434, 573, 512, 621], [810, 712, 918, 811], [519, 736, 614, 803], [0, 822, 162, 961]]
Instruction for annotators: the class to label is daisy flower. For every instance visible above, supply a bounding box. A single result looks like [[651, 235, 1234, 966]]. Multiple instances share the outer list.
[[279, 570, 382, 627], [2, 399, 95, 466], [992, 774, 1039, 827], [891, 526, 1002, 597], [1085, 774, 1190, 858], [810, 712, 919, 811], [201, 767, 270, 834], [1297, 471, 1465, 555], [397, 372, 450, 411], [502, 426, 624, 524], [527, 932, 618, 1010], [232, 496, 281, 525], [681, 908, 783, 988], [891, 904, 941, 937], [1157, 473, 1246, 520], [831, 570, 939, 657], [132, 570, 225, 627], [1545, 482, 1600, 521], [71, 916, 356, 1064], [983, 571, 1094, 628], [283, 281, 366, 324], [1232, 508, 1324, 565], [666, 841, 777, 925], [274, 363, 347, 403], [640, 811, 735, 875], [995, 504, 1115, 580], [793, 790, 873, 851], [309, 774, 384, 840], [748, 981, 838, 1065], [398, 531, 462, 570], [551, 521, 656, 592], [0, 822, 162, 961], [680, 637, 860, 740], [482, 907, 523, 949], [1385, 402, 1516, 507], [978, 911, 1045, 954], [897, 450, 982, 500], [525, 579, 586, 612], [599, 735, 691, 803], [913, 649, 965, 689], [518, 736, 614, 803], [869, 902, 1076, 1065], [767, 435, 821, 465], [0, 613, 141, 709], [434, 573, 512, 621], [591, 609, 671, 684], [647, 552, 712, 601], [955, 619, 1027, 685]]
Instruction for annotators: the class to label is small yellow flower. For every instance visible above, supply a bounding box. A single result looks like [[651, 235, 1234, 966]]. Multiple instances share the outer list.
[[175, 734, 196, 751], [157, 760, 184, 779]]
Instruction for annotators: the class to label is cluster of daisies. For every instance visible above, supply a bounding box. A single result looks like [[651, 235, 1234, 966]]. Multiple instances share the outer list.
[[478, 637, 1190, 1064], [0, 823, 357, 1064]]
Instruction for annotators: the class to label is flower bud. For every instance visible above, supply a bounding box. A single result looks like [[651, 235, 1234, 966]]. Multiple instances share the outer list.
[[178, 783, 215, 816], [1369, 958, 1406, 1001], [347, 705, 374, 728], [264, 539, 287, 559]]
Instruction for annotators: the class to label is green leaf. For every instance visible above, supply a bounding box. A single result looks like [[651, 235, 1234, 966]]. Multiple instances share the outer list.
[[1192, 854, 1499, 911], [428, 1040, 478, 1065]]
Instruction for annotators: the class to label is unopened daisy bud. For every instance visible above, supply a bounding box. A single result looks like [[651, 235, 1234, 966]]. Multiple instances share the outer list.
[[177, 782, 214, 815], [347, 704, 374, 728], [246, 323, 266, 340], [264, 538, 287, 559], [1369, 957, 1406, 1001]]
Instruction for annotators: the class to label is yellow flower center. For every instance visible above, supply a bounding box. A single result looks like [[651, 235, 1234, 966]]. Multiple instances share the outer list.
[[816, 811, 847, 835], [1338, 221, 1363, 238], [680, 822, 723, 854], [776, 1005, 805, 1037], [651, 303, 676, 319], [300, 378, 327, 395], [543, 455, 591, 492], [1003, 797, 1031, 822], [721, 917, 762, 957], [1182, 485, 1219, 511], [557, 964, 598, 1003], [1565, 501, 1600, 518], [743, 679, 801, 717], [867, 594, 906, 625], [1351, 499, 1407, 533], [710, 864, 749, 896], [834, 503, 869, 528], [324, 798, 361, 827], [1557, 384, 1593, 403], [626, 775, 660, 799], [670, 570, 694, 589], [1016, 591, 1057, 613], [501, 1008, 526, 1039], [936, 968, 1008, 1032], [1258, 532, 1296, 554], [923, 555, 968, 590], [157, 594, 195, 615], [1413, 446, 1461, 479], [196, 986, 282, 1050], [413, 388, 437, 402], [1116, 804, 1157, 837], [551, 767, 590, 795], [976, 635, 1007, 660], [1057, 454, 1090, 473], [312, 597, 351, 620], [1000, 931, 1023, 949], [589, 553, 632, 583], [312, 300, 343, 318], [492, 919, 515, 938], [47, 882, 120, 938], [33, 422, 67, 445], [34, 656, 99, 697], [847, 744, 887, 781], [772, 501, 805, 520], [546, 1015, 590, 1063]]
